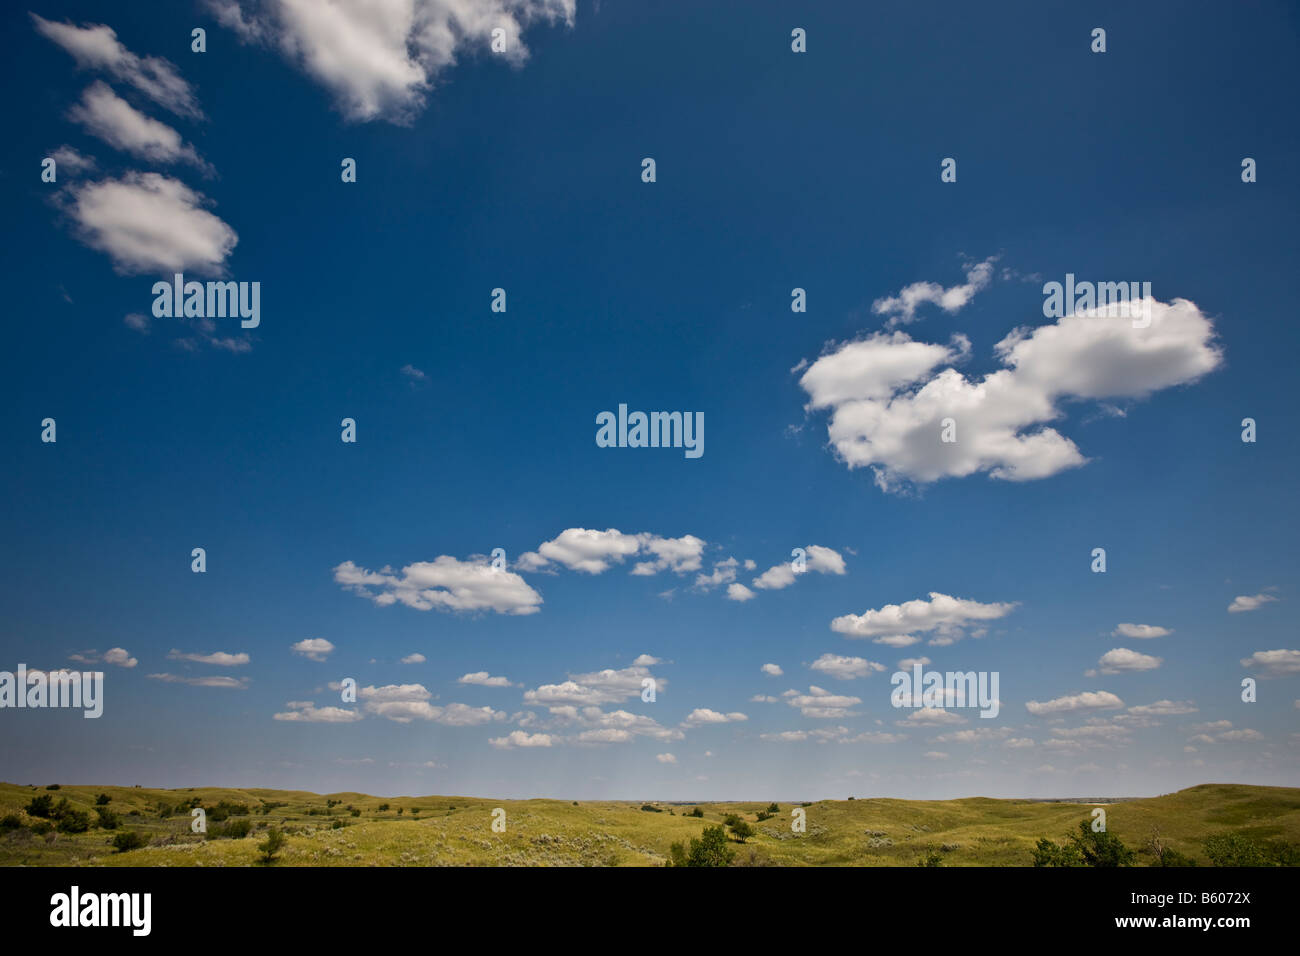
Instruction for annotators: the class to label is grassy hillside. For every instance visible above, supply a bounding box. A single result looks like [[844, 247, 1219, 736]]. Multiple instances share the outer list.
[[1, 782, 1297, 867]]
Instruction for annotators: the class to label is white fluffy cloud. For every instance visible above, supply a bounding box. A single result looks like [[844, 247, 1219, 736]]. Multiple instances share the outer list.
[[1127, 699, 1197, 716], [1240, 649, 1300, 677], [148, 673, 248, 688], [873, 257, 997, 327], [799, 297, 1221, 491], [751, 545, 846, 591], [1229, 593, 1278, 613], [458, 671, 515, 687], [1096, 647, 1163, 674], [523, 663, 664, 707], [1112, 623, 1172, 639], [69, 647, 138, 668], [33, 14, 202, 118], [726, 583, 756, 602], [1025, 691, 1124, 716], [291, 638, 334, 661], [518, 528, 702, 576], [62, 172, 237, 276], [830, 592, 1015, 645], [681, 708, 747, 727], [334, 555, 542, 615], [273, 701, 361, 721], [808, 653, 885, 680], [210, 0, 576, 123], [69, 81, 210, 171], [785, 686, 862, 719], [490, 730, 553, 749], [761, 663, 783, 677]]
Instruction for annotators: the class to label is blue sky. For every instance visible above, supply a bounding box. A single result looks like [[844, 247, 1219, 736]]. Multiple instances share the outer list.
[[1, 0, 1297, 799]]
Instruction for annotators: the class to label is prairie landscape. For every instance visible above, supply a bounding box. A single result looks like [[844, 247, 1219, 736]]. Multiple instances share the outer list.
[[1, 782, 1297, 867]]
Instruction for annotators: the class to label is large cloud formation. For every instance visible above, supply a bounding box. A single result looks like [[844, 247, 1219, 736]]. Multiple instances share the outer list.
[[799, 297, 1222, 491], [210, 0, 576, 123]]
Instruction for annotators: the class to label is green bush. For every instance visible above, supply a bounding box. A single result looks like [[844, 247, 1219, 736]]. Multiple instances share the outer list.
[[112, 831, 147, 853], [45, 784, 61, 790], [25, 795, 54, 818], [210, 818, 254, 839], [95, 793, 111, 806], [1203, 833, 1268, 867], [688, 807, 704, 818], [729, 820, 755, 843], [258, 828, 286, 864], [0, 813, 23, 831], [640, 804, 662, 813], [766, 803, 780, 814], [56, 809, 91, 833], [350, 808, 361, 817], [95, 808, 120, 830], [1033, 820, 1135, 867], [669, 826, 735, 867]]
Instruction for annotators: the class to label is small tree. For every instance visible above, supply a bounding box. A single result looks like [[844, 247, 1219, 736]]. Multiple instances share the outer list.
[[95, 793, 111, 806], [729, 820, 756, 844], [112, 831, 147, 853], [766, 803, 780, 814], [674, 826, 735, 867], [1203, 832, 1268, 867], [95, 808, 120, 830], [25, 795, 54, 818], [258, 828, 287, 864]]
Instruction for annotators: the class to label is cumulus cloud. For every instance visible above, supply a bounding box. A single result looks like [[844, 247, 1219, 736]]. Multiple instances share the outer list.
[[830, 592, 1015, 645], [1113, 623, 1172, 639], [785, 686, 861, 719], [208, 0, 576, 123], [761, 663, 784, 677], [61, 172, 237, 276], [401, 653, 426, 664], [519, 528, 703, 576], [291, 638, 334, 661], [1096, 647, 1163, 674], [726, 583, 756, 602], [799, 297, 1222, 491], [358, 684, 505, 725], [751, 545, 846, 591], [523, 663, 663, 708], [48, 145, 97, 175], [167, 649, 250, 666], [274, 701, 362, 722], [1240, 649, 1300, 677], [334, 555, 542, 615], [1229, 593, 1278, 613], [681, 708, 747, 727], [489, 730, 553, 748], [458, 671, 514, 687], [873, 256, 997, 326], [69, 647, 138, 668], [1025, 691, 1124, 716], [32, 14, 202, 118], [808, 653, 885, 680], [69, 82, 210, 172]]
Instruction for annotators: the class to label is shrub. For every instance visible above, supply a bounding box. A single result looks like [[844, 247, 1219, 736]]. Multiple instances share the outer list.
[[31, 821, 53, 836], [0, 814, 23, 831], [350, 808, 360, 817], [95, 793, 111, 806], [688, 807, 704, 818], [1203, 833, 1268, 867], [729, 820, 755, 844], [210, 818, 253, 839], [1033, 820, 1135, 867], [669, 826, 735, 867], [377, 803, 390, 812], [258, 828, 286, 864], [722, 813, 741, 828], [112, 831, 147, 853], [95, 808, 120, 830], [25, 795, 54, 818], [640, 804, 662, 813], [917, 847, 944, 867], [56, 810, 91, 833], [45, 784, 61, 790], [1264, 840, 1300, 866], [766, 803, 780, 814]]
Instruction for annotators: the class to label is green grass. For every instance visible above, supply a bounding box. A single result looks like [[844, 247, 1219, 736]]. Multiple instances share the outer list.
[[1, 782, 1296, 867]]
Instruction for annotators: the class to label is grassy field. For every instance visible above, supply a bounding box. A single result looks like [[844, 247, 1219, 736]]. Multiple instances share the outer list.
[[1, 782, 1297, 867]]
